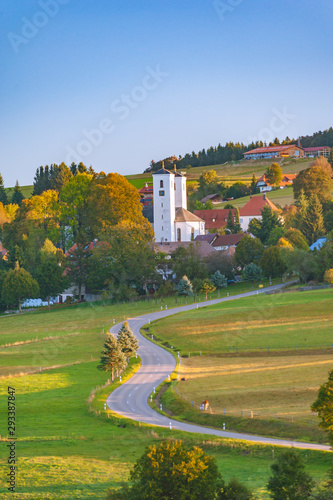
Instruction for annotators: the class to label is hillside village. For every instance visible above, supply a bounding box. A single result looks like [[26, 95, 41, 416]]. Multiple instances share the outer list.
[[0, 138, 332, 307]]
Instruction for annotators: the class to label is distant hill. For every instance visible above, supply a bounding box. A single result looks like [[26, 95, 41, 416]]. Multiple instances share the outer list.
[[5, 185, 33, 201], [146, 126, 332, 173]]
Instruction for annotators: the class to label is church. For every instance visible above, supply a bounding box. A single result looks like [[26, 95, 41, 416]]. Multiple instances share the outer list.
[[152, 164, 205, 242]]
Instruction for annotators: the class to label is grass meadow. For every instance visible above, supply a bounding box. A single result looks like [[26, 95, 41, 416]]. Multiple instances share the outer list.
[[0, 289, 332, 498], [146, 289, 333, 442]]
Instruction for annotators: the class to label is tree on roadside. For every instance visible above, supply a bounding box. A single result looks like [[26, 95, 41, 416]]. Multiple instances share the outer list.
[[267, 448, 314, 500], [97, 334, 126, 382], [177, 275, 193, 296], [199, 278, 216, 300], [243, 263, 262, 287], [117, 321, 139, 360], [260, 246, 286, 278], [1, 261, 39, 311], [211, 270, 227, 289], [311, 369, 333, 447]]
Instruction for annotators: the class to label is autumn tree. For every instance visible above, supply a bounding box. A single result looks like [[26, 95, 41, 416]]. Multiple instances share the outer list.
[[1, 262, 39, 311], [97, 334, 126, 381], [117, 321, 139, 360], [293, 166, 333, 204], [311, 157, 333, 177], [266, 162, 283, 187], [267, 449, 314, 500], [199, 278, 216, 299], [312, 369, 333, 446]]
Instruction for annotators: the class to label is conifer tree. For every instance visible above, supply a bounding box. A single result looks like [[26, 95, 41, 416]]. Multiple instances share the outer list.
[[234, 207, 241, 233], [226, 209, 234, 233], [0, 173, 8, 205], [97, 334, 126, 381], [11, 180, 24, 206], [211, 270, 227, 289], [177, 275, 193, 296], [117, 321, 139, 360], [302, 194, 325, 244]]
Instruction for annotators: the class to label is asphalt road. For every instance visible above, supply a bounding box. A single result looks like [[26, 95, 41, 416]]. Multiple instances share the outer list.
[[106, 284, 331, 451]]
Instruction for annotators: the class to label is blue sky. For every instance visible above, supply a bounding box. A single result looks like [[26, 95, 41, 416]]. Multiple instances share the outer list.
[[1, 0, 332, 187]]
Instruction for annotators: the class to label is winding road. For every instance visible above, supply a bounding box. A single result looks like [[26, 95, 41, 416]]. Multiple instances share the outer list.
[[106, 285, 331, 451]]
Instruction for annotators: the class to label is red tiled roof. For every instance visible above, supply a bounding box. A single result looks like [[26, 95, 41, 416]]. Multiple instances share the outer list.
[[240, 195, 278, 217], [139, 184, 153, 194], [244, 145, 298, 155], [193, 209, 235, 229]]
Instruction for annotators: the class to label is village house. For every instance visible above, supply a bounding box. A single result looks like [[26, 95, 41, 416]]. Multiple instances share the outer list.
[[256, 173, 297, 193], [239, 194, 279, 231], [211, 233, 246, 251], [199, 193, 223, 205]]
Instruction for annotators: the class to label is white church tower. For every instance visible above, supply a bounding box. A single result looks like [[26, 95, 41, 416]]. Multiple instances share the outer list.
[[153, 164, 205, 242]]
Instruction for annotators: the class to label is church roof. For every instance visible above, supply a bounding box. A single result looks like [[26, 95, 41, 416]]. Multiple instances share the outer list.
[[152, 167, 173, 175], [175, 207, 204, 223]]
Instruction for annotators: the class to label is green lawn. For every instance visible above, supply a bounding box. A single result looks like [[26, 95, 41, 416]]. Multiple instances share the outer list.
[[0, 291, 332, 498], [148, 289, 333, 354], [147, 289, 333, 442]]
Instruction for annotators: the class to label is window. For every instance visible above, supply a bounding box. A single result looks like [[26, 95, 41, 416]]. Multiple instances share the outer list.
[[161, 203, 163, 207], [162, 226, 164, 231], [191, 228, 194, 241], [159, 190, 165, 196], [161, 215, 163, 219], [160, 180, 163, 188], [177, 228, 181, 242]]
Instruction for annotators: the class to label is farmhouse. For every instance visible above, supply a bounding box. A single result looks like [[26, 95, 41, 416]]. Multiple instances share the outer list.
[[199, 193, 223, 204], [303, 146, 331, 158], [239, 194, 279, 231], [153, 165, 205, 242], [256, 173, 297, 193], [243, 145, 304, 160], [139, 183, 153, 206]]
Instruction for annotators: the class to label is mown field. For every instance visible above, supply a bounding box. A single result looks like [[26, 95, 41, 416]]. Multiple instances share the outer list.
[[0, 290, 332, 498], [147, 289, 333, 442]]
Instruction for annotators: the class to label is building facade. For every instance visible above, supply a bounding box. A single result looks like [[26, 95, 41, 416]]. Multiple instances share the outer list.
[[153, 166, 205, 242]]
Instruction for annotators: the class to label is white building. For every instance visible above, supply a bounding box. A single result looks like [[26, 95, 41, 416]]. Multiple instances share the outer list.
[[153, 165, 205, 242]]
